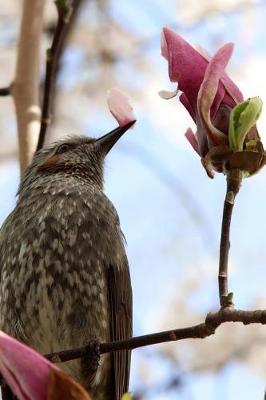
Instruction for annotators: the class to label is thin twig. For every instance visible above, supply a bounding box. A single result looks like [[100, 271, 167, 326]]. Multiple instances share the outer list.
[[49, 0, 84, 77], [0, 87, 10, 96], [37, 0, 82, 151], [218, 169, 242, 308], [45, 308, 266, 363]]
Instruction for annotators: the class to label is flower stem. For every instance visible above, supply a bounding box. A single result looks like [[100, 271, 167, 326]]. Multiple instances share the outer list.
[[218, 169, 242, 308]]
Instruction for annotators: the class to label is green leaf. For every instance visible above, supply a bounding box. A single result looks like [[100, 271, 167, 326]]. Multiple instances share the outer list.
[[229, 96, 263, 151]]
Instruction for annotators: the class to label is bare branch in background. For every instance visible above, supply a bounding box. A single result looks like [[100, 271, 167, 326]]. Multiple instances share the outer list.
[[11, 0, 45, 175], [49, 0, 84, 74], [0, 87, 10, 96], [37, 0, 84, 151]]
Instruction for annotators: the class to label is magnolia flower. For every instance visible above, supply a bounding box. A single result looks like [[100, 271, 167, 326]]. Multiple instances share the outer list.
[[161, 27, 261, 170], [0, 331, 90, 400]]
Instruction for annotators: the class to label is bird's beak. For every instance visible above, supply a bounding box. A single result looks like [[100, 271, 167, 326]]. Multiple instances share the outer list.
[[95, 120, 136, 155]]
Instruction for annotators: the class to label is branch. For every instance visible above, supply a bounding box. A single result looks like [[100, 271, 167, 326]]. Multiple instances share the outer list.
[[46, 0, 84, 76], [37, 0, 83, 151], [11, 0, 45, 175], [218, 169, 242, 308], [45, 308, 266, 363], [0, 87, 11, 96]]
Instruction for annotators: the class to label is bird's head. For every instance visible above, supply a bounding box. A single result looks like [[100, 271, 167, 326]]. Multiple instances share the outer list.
[[18, 121, 135, 194]]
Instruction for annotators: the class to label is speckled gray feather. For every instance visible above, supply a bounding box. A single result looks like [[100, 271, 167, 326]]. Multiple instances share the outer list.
[[0, 130, 133, 400]]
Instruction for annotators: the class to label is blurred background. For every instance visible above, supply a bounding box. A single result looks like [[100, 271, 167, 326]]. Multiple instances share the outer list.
[[0, 0, 266, 399]]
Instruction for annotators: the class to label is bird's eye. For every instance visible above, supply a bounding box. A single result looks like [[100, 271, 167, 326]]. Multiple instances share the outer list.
[[56, 143, 72, 154]]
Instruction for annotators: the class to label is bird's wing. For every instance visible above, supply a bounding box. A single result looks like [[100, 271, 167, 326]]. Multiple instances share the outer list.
[[107, 255, 132, 400]]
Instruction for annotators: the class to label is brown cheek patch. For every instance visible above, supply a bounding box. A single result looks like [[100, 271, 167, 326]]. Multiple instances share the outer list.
[[38, 154, 79, 175], [38, 155, 77, 174], [38, 154, 62, 173]]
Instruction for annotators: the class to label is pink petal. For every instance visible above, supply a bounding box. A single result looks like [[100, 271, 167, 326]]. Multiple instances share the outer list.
[[162, 27, 207, 111], [197, 43, 234, 146], [0, 331, 53, 399], [195, 42, 243, 105], [180, 93, 196, 121], [185, 128, 200, 155], [221, 75, 243, 104], [0, 332, 91, 400], [107, 88, 136, 127], [161, 27, 243, 122], [161, 29, 168, 59]]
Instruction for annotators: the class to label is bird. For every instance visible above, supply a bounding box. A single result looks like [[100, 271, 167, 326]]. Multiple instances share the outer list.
[[0, 121, 134, 400]]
